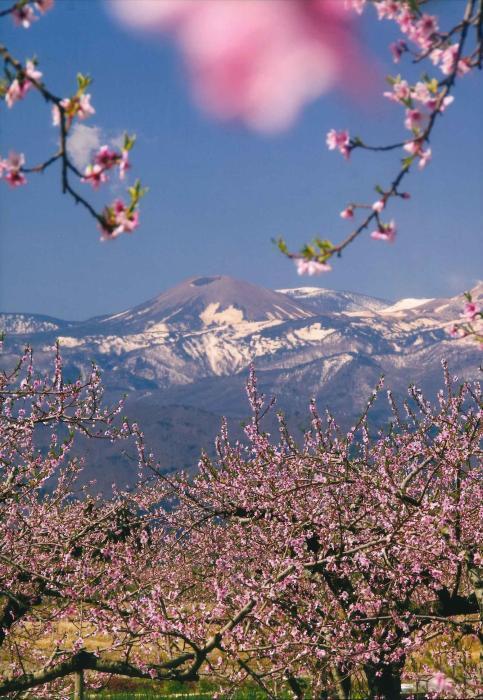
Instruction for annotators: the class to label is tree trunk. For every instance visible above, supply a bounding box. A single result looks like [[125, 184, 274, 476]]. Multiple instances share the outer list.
[[331, 665, 351, 700], [73, 669, 84, 700], [364, 661, 403, 700]]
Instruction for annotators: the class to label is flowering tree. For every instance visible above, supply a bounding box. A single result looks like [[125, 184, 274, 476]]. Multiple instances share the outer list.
[[0, 0, 146, 239], [163, 367, 482, 699], [0, 347, 302, 698], [0, 347, 481, 698]]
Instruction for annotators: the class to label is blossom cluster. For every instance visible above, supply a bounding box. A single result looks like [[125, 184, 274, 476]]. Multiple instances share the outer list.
[[4, 58, 42, 107], [449, 292, 483, 345], [1, 4, 145, 240], [1, 344, 481, 698], [51, 73, 95, 127], [284, 0, 477, 278], [99, 177, 146, 240], [81, 135, 134, 190], [11, 0, 54, 29]]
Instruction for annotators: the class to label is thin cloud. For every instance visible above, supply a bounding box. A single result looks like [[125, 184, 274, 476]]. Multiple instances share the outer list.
[[67, 124, 101, 170]]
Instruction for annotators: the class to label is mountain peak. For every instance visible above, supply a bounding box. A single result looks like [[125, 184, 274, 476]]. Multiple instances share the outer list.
[[98, 275, 312, 332]]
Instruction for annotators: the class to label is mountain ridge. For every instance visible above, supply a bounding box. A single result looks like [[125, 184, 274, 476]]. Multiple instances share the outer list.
[[1, 276, 480, 487]]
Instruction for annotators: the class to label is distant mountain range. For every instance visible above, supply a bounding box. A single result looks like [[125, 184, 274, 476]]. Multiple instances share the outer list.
[[2, 276, 481, 490]]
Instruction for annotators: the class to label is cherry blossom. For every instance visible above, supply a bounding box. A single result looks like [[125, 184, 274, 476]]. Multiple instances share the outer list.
[[81, 163, 108, 189], [340, 206, 354, 219], [464, 301, 480, 321], [12, 3, 36, 28], [52, 92, 95, 127], [1, 151, 27, 187], [100, 198, 139, 240], [282, 0, 479, 280], [370, 219, 396, 242], [326, 128, 351, 158], [109, 0, 370, 133], [5, 60, 42, 107]]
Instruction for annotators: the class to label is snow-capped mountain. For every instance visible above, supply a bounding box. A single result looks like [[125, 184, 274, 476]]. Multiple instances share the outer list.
[[1, 276, 480, 488]]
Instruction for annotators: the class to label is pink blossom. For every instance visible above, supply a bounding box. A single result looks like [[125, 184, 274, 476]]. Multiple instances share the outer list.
[[326, 129, 350, 158], [12, 4, 36, 28], [119, 150, 130, 180], [100, 200, 140, 240], [2, 152, 27, 188], [109, 0, 371, 133], [403, 140, 422, 156], [5, 61, 42, 108], [430, 671, 454, 695], [372, 199, 385, 213], [52, 99, 68, 126], [370, 220, 396, 243], [295, 258, 331, 276], [389, 40, 407, 64], [404, 108, 426, 131], [449, 324, 462, 338], [418, 147, 432, 169], [403, 139, 432, 168], [52, 94, 95, 127], [414, 14, 439, 41], [340, 206, 354, 219], [82, 164, 108, 189], [396, 8, 417, 36], [432, 44, 471, 77], [77, 93, 95, 120], [94, 145, 118, 169], [412, 81, 431, 104], [464, 302, 480, 321], [375, 1, 400, 21], [5, 80, 25, 108], [383, 79, 410, 104]]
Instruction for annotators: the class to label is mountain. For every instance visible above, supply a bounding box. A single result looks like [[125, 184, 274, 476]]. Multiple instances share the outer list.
[[1, 276, 481, 488]]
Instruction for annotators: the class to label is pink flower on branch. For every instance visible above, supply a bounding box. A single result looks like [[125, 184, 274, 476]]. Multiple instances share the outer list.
[[12, 4, 36, 28], [100, 199, 139, 240], [404, 108, 427, 131], [464, 301, 480, 321], [389, 39, 407, 63], [326, 129, 350, 158], [1, 151, 27, 188], [340, 206, 354, 219], [5, 60, 43, 108], [370, 220, 396, 243], [109, 0, 371, 133], [81, 163, 108, 190], [11, 0, 54, 27]]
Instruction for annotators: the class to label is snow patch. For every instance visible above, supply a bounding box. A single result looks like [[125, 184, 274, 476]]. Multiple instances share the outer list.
[[199, 303, 244, 326], [58, 336, 83, 348], [295, 323, 332, 342], [382, 298, 434, 313]]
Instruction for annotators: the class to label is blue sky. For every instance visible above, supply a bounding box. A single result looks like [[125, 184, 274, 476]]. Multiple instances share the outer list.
[[0, 0, 481, 320]]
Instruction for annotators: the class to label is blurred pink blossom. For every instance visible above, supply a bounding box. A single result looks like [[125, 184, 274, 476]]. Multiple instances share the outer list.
[[109, 0, 370, 132]]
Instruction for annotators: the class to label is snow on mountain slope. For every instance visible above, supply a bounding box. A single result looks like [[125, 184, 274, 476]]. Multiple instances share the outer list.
[[2, 277, 480, 487], [1, 277, 480, 398], [277, 287, 389, 313], [0, 313, 68, 335]]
